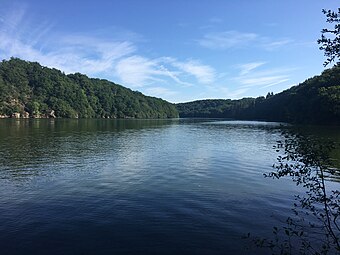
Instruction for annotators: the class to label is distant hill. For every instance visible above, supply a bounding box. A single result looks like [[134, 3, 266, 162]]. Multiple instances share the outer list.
[[177, 65, 340, 124], [0, 58, 178, 118]]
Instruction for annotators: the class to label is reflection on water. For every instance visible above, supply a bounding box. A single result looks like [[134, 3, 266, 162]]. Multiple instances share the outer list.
[[285, 125, 340, 181], [251, 126, 340, 254], [0, 119, 338, 254], [0, 119, 178, 181]]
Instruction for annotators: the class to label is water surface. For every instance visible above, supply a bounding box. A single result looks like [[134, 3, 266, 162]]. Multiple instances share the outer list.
[[0, 119, 338, 254]]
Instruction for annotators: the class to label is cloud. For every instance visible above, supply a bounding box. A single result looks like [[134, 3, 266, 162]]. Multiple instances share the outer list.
[[216, 86, 250, 99], [0, 2, 27, 33], [228, 88, 250, 98], [114, 56, 187, 88], [0, 32, 135, 75], [198, 30, 258, 50], [203, 63, 292, 101], [233, 62, 291, 89], [198, 30, 293, 51], [0, 2, 220, 103], [238, 62, 266, 75], [46, 39, 136, 75], [262, 39, 293, 51], [0, 3, 216, 94], [158, 64, 193, 87], [60, 35, 136, 61], [239, 76, 289, 88], [171, 59, 216, 84], [260, 79, 290, 88], [115, 56, 216, 87], [115, 56, 164, 87], [0, 6, 136, 76], [144, 87, 178, 98]]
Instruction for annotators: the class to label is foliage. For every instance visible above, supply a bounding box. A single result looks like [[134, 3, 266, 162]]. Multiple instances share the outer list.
[[0, 58, 178, 118], [175, 98, 255, 118], [318, 8, 340, 67], [176, 65, 340, 124], [247, 131, 340, 254]]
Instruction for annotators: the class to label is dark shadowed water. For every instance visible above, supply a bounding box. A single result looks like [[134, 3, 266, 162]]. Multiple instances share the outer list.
[[0, 119, 338, 254]]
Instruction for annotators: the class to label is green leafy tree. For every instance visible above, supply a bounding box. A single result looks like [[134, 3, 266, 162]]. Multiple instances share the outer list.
[[176, 65, 340, 124], [247, 132, 340, 254], [318, 8, 340, 66], [0, 58, 179, 119]]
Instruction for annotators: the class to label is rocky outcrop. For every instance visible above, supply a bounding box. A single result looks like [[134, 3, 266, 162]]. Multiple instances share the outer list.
[[22, 112, 30, 118], [11, 112, 21, 118], [49, 110, 56, 118], [10, 112, 30, 118], [0, 110, 57, 119]]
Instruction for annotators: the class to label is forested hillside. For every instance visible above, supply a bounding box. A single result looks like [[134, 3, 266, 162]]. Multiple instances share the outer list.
[[177, 65, 340, 124], [0, 58, 178, 118], [175, 98, 255, 119], [1, 58, 339, 124]]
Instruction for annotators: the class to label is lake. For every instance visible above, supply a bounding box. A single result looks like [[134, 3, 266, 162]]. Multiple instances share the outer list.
[[0, 119, 338, 254]]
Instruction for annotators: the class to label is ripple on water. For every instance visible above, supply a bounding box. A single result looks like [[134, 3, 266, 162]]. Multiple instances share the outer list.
[[0, 119, 335, 254]]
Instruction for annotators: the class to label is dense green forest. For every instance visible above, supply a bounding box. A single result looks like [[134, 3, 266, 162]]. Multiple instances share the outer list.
[[177, 65, 340, 124], [1, 58, 339, 124], [0, 58, 178, 118]]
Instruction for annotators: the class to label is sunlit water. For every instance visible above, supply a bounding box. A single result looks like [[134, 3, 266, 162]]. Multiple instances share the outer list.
[[0, 119, 338, 254]]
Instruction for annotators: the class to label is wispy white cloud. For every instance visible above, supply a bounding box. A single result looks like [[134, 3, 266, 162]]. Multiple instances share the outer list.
[[237, 62, 266, 75], [45, 39, 136, 75], [170, 59, 216, 84], [262, 39, 292, 51], [233, 62, 292, 90], [198, 30, 258, 50], [204, 63, 292, 100], [0, 5, 136, 76], [198, 30, 294, 51], [0, 2, 27, 33], [216, 86, 250, 99], [144, 87, 178, 98], [115, 55, 165, 87], [115, 56, 216, 88], [191, 85, 250, 101], [260, 78, 290, 88], [158, 64, 193, 87], [0, 32, 135, 76], [239, 76, 289, 88], [0, 3, 216, 97], [59, 35, 136, 60], [228, 88, 250, 98]]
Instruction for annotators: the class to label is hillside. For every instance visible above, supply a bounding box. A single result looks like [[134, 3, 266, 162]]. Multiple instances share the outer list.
[[0, 58, 178, 119], [1, 58, 339, 124], [177, 65, 340, 124]]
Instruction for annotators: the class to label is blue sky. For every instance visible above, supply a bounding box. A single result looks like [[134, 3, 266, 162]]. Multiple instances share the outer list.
[[0, 0, 338, 103]]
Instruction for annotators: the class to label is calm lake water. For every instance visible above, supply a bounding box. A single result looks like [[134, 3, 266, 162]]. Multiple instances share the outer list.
[[0, 119, 339, 254]]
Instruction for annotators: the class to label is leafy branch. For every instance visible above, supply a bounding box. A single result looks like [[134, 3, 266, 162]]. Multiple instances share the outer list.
[[318, 8, 340, 67], [247, 132, 340, 254]]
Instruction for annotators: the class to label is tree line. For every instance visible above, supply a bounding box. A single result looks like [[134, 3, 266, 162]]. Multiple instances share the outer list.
[[176, 65, 340, 125], [0, 58, 339, 124], [0, 58, 178, 119]]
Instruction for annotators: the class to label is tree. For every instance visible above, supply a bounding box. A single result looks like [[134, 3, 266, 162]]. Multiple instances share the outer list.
[[247, 131, 340, 254], [0, 58, 179, 119], [318, 8, 340, 67]]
